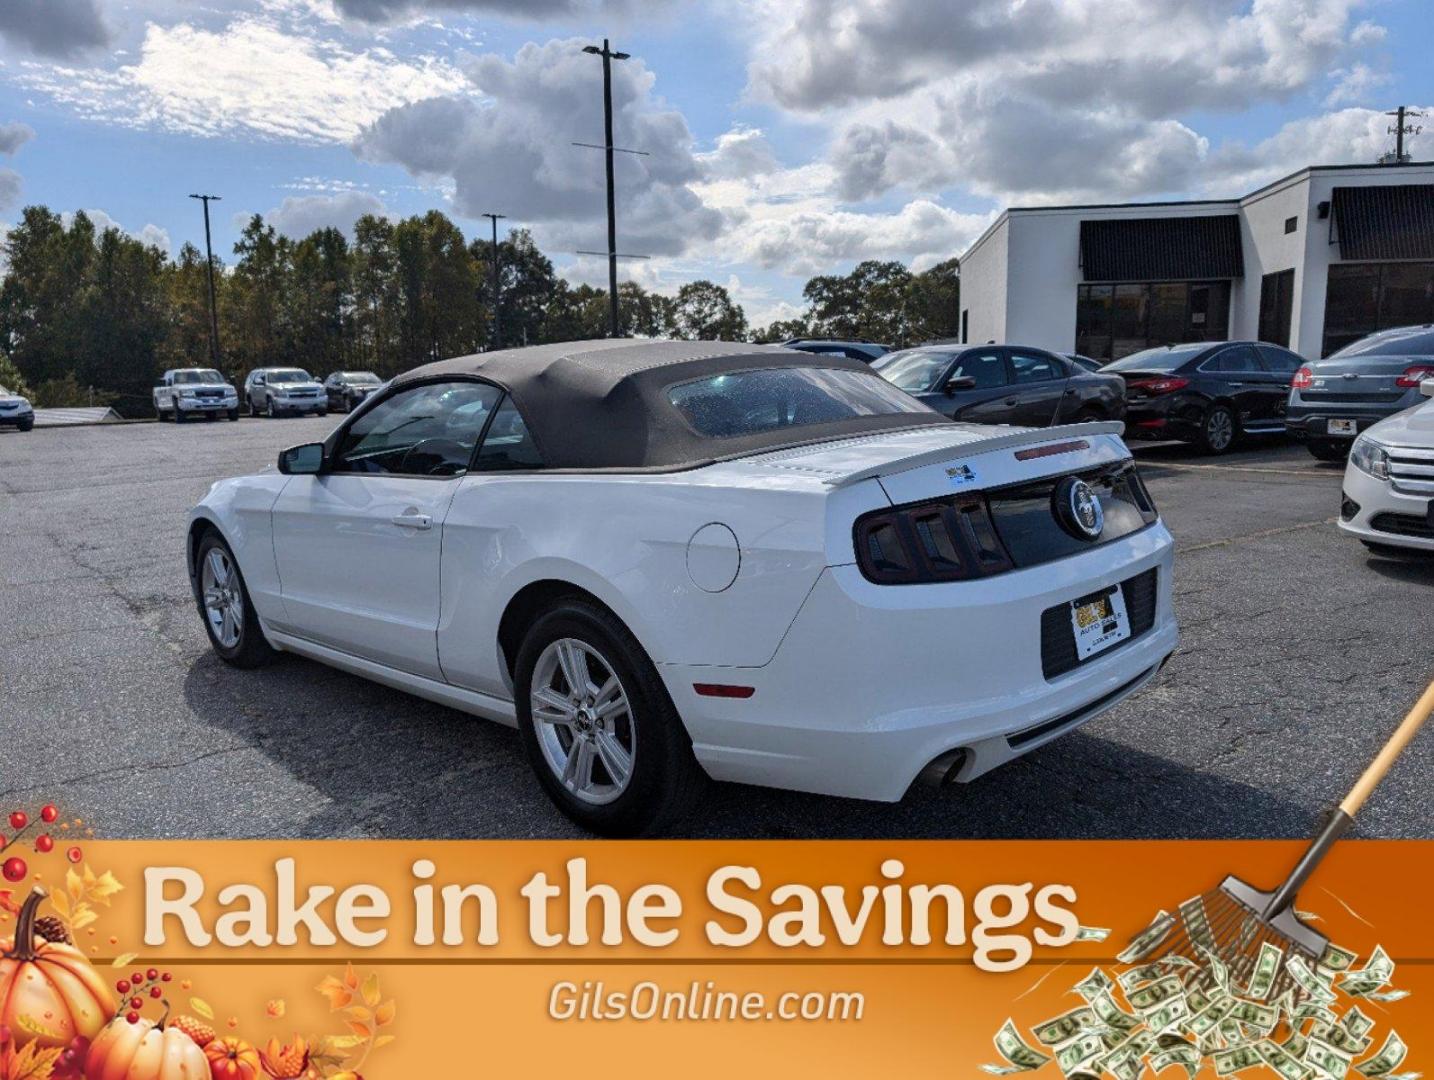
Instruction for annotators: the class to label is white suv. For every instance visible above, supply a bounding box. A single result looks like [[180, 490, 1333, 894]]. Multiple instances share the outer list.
[[154, 368, 239, 422], [1340, 379, 1434, 555]]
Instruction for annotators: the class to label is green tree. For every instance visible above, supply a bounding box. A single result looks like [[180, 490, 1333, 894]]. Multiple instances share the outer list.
[[672, 280, 747, 341], [906, 257, 960, 343]]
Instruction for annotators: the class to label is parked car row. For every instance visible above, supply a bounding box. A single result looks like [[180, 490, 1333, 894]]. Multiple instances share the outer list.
[[153, 367, 386, 422]]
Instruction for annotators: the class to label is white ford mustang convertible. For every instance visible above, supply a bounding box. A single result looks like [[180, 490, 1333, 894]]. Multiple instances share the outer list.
[[188, 340, 1178, 834]]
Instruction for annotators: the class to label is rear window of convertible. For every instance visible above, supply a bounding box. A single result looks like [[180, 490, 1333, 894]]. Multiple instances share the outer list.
[[666, 367, 932, 439]]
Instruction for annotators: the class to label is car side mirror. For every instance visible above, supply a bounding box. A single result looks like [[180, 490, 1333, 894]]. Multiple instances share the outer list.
[[278, 443, 325, 475], [945, 375, 977, 394], [1422, 378, 1434, 399]]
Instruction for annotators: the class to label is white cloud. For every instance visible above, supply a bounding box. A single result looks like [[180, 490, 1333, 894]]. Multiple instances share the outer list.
[[355, 37, 728, 256], [696, 126, 780, 179], [1206, 105, 1434, 193], [12, 14, 469, 144], [1324, 62, 1389, 106], [0, 168, 20, 213], [265, 189, 388, 237], [62, 208, 172, 253], [0, 121, 35, 156]]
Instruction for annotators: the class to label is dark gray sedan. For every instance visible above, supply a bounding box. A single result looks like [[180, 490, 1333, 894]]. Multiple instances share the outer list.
[[1286, 325, 1434, 461], [872, 343, 1126, 426]]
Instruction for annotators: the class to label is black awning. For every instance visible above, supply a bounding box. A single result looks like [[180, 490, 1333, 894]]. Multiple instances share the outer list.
[[1079, 215, 1243, 281], [1332, 184, 1434, 260]]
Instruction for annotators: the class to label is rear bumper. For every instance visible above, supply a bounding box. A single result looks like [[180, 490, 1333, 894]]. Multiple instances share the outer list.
[[1123, 397, 1201, 441], [1285, 400, 1406, 441], [1339, 466, 1434, 552], [662, 523, 1178, 801]]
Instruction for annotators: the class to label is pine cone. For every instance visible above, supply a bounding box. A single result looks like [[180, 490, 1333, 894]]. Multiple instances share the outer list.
[[34, 915, 70, 944]]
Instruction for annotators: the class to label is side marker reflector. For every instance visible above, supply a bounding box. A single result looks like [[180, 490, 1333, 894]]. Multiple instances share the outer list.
[[694, 683, 756, 699]]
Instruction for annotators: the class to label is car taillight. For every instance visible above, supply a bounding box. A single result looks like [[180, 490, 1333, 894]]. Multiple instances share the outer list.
[[854, 496, 1013, 584], [1127, 377, 1189, 395], [1395, 365, 1434, 388], [1291, 366, 1314, 390]]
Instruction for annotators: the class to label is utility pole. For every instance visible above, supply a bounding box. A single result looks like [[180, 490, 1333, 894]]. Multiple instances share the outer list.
[[188, 194, 223, 370], [481, 212, 506, 349], [578, 39, 650, 338], [1382, 106, 1423, 164]]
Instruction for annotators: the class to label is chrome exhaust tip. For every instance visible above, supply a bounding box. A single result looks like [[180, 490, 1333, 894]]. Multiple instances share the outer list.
[[918, 749, 966, 787]]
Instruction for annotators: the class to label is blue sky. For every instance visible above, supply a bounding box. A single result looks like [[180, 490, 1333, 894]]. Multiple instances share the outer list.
[[0, 0, 1431, 326]]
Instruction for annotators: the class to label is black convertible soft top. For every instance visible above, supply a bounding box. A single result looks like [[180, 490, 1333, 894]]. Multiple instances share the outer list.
[[394, 339, 950, 470]]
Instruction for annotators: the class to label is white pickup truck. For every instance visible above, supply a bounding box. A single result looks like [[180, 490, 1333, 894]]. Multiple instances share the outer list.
[[154, 368, 240, 422]]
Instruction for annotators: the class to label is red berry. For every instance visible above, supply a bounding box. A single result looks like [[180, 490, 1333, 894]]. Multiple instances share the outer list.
[[8, 812, 26, 831], [146, 968, 159, 981], [131, 973, 143, 986], [116, 980, 130, 994], [35, 835, 54, 853], [129, 997, 143, 1010], [161, 972, 172, 982], [126, 1012, 140, 1025], [2, 857, 26, 882], [40, 805, 58, 824], [150, 986, 162, 999], [66, 846, 82, 864]]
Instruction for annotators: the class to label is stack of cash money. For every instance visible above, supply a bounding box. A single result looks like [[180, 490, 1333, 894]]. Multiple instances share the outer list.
[[982, 905, 1414, 1080]]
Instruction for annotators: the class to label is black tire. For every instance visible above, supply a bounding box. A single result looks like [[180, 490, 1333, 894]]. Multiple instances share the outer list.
[[1196, 403, 1237, 454], [1073, 407, 1104, 424], [514, 598, 705, 836], [155, 402, 167, 422], [193, 530, 277, 669], [1308, 439, 1349, 462], [17, 419, 33, 432], [266, 396, 279, 419], [318, 408, 328, 417], [175, 409, 188, 424], [228, 409, 240, 422], [248, 397, 258, 418]]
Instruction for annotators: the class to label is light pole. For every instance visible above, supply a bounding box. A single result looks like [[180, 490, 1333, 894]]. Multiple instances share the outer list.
[[583, 40, 629, 338], [481, 212, 506, 349], [188, 194, 222, 370]]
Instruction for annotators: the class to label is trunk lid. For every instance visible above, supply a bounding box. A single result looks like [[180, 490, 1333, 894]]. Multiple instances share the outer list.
[[1302, 357, 1420, 403]]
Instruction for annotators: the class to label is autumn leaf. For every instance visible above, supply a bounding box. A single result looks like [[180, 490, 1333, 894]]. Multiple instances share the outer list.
[[2, 1041, 64, 1080], [373, 1000, 396, 1027], [316, 975, 353, 1011], [65, 869, 84, 904], [342, 1006, 371, 1025], [111, 952, 138, 968], [343, 963, 359, 990], [0, 890, 19, 917], [47, 891, 69, 920], [360, 973, 381, 1008], [266, 999, 286, 1019], [344, 1020, 372, 1040], [190, 997, 215, 1021], [373, 1034, 396, 1049]]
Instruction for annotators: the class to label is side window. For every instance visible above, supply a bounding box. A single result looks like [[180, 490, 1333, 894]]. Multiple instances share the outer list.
[[949, 351, 1008, 389], [474, 397, 544, 472], [332, 381, 501, 477], [1214, 346, 1259, 373], [1257, 345, 1301, 373], [1009, 350, 1061, 383]]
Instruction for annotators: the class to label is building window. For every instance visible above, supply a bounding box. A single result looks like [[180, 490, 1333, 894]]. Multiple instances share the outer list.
[[1075, 280, 1231, 361], [1259, 269, 1295, 347], [1322, 262, 1434, 356], [1284, 216, 1298, 234], [960, 309, 969, 344]]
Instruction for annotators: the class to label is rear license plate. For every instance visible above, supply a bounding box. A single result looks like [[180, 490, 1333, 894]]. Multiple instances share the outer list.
[[1328, 418, 1358, 436], [1069, 587, 1131, 661]]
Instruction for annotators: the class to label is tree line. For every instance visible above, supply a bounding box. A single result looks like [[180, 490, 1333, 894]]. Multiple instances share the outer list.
[[0, 204, 959, 417]]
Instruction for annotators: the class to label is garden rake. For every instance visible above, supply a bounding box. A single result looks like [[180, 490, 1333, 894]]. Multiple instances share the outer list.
[[1133, 675, 1434, 1002]]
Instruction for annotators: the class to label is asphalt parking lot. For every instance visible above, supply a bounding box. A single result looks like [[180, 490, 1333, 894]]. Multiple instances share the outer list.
[[1, 417, 1430, 840]]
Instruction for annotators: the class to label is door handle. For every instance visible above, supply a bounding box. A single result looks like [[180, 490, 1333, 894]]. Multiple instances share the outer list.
[[391, 511, 432, 530]]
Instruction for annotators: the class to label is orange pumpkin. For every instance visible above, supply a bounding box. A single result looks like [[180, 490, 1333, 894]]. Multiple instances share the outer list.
[[204, 1036, 261, 1080], [0, 887, 115, 1051], [84, 1015, 209, 1080]]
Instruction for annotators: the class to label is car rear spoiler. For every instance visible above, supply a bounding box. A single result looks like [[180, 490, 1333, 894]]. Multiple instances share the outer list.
[[822, 421, 1126, 488]]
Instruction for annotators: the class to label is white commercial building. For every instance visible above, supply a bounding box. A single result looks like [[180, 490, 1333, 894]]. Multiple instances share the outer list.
[[958, 162, 1434, 361]]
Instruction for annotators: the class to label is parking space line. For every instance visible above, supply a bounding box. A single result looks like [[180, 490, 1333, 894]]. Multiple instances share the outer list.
[[1148, 461, 1336, 479], [1179, 516, 1338, 553]]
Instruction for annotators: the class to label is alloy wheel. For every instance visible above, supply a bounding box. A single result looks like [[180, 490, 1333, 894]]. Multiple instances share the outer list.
[[200, 547, 244, 649], [1206, 409, 1234, 451], [530, 637, 635, 805]]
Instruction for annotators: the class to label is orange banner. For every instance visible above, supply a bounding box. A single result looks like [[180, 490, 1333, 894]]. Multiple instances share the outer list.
[[0, 839, 1426, 1078]]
